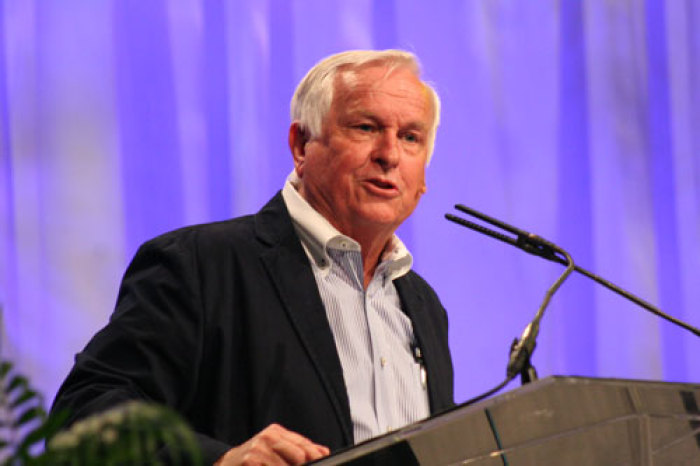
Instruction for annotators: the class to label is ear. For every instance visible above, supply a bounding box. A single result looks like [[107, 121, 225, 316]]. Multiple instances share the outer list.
[[288, 122, 308, 178]]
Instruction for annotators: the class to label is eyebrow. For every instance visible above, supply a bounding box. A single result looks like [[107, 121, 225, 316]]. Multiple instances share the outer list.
[[344, 111, 429, 132]]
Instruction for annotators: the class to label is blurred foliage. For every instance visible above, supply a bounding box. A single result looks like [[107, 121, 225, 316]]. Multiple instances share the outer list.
[[0, 360, 201, 465], [0, 360, 65, 465]]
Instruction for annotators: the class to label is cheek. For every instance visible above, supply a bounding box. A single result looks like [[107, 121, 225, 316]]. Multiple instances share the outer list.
[[403, 163, 426, 192]]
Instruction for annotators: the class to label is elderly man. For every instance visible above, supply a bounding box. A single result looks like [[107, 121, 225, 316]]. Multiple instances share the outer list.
[[52, 50, 454, 466]]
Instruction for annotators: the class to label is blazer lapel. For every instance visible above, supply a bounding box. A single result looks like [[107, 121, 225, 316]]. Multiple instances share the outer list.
[[255, 194, 353, 444], [394, 274, 451, 413]]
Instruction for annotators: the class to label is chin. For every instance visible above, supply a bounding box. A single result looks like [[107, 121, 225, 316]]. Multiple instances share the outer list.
[[357, 210, 405, 230], [352, 200, 413, 228]]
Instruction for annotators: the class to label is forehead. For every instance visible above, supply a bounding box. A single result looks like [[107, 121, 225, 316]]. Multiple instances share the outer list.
[[332, 65, 432, 118]]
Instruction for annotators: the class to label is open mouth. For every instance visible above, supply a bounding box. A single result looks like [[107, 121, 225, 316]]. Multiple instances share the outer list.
[[364, 178, 399, 197], [367, 178, 397, 190]]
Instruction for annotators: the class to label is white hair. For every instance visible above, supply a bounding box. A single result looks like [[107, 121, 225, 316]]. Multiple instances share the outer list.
[[290, 49, 441, 163]]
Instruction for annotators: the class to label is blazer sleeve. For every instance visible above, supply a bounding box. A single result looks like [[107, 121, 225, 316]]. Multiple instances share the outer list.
[[51, 232, 231, 464]]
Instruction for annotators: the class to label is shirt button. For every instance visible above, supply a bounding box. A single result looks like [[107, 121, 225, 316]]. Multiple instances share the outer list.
[[380, 357, 387, 367]]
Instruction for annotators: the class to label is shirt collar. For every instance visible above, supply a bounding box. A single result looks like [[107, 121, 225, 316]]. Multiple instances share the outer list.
[[281, 171, 413, 281]]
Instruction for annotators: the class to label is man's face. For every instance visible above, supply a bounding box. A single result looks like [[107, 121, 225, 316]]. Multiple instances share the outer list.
[[293, 65, 433, 240]]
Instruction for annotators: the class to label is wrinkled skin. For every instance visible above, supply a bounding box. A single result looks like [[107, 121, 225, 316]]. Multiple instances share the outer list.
[[289, 64, 433, 285]]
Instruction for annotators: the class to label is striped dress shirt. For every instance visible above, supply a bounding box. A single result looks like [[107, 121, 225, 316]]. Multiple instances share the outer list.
[[282, 174, 430, 443]]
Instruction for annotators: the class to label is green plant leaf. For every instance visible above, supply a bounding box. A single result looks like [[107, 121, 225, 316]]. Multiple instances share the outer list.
[[0, 359, 52, 465], [9, 389, 39, 409], [14, 411, 66, 461], [39, 409, 70, 440], [13, 406, 44, 427], [0, 361, 12, 379], [5, 374, 29, 394], [42, 401, 202, 465]]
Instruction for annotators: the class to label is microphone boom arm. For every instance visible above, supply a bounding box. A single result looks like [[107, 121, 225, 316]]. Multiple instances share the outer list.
[[445, 207, 700, 338], [446, 206, 576, 383]]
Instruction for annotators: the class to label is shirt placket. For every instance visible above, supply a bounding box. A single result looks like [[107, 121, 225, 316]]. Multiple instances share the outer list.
[[366, 266, 393, 434], [338, 249, 383, 435]]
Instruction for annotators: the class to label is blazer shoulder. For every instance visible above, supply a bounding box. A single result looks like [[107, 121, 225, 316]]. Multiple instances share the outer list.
[[130, 192, 294, 266], [133, 216, 257, 260]]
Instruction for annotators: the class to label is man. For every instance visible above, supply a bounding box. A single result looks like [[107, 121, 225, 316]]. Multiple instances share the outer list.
[[52, 49, 454, 466]]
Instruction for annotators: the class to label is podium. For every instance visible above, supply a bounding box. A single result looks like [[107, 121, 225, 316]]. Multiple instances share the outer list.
[[312, 376, 700, 465]]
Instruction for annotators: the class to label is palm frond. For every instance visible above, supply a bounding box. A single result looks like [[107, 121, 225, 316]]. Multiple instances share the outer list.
[[0, 359, 51, 465]]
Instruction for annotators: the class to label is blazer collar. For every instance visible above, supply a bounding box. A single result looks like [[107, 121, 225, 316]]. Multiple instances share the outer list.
[[254, 193, 450, 433], [394, 275, 447, 414], [254, 193, 354, 443]]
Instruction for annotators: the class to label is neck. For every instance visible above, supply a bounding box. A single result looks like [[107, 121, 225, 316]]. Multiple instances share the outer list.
[[349, 229, 394, 289], [294, 183, 396, 288]]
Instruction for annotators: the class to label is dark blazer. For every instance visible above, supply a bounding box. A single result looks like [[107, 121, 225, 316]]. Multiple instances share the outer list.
[[52, 193, 454, 464]]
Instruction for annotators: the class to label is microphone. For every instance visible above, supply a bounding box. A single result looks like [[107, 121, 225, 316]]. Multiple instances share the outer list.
[[446, 205, 576, 383], [446, 204, 700, 340]]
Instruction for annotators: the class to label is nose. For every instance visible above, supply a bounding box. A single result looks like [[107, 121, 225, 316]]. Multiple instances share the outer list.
[[371, 131, 400, 169]]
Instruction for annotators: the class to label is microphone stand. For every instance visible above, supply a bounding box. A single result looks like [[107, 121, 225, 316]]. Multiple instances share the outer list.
[[445, 203, 700, 409], [444, 205, 576, 411], [512, 339, 537, 384], [446, 204, 700, 338]]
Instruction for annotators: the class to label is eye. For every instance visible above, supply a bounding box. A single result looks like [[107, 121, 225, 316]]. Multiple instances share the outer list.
[[355, 123, 375, 132], [401, 132, 420, 143]]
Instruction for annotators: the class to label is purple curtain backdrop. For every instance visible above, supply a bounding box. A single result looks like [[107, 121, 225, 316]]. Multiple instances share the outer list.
[[1, 1, 699, 407]]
